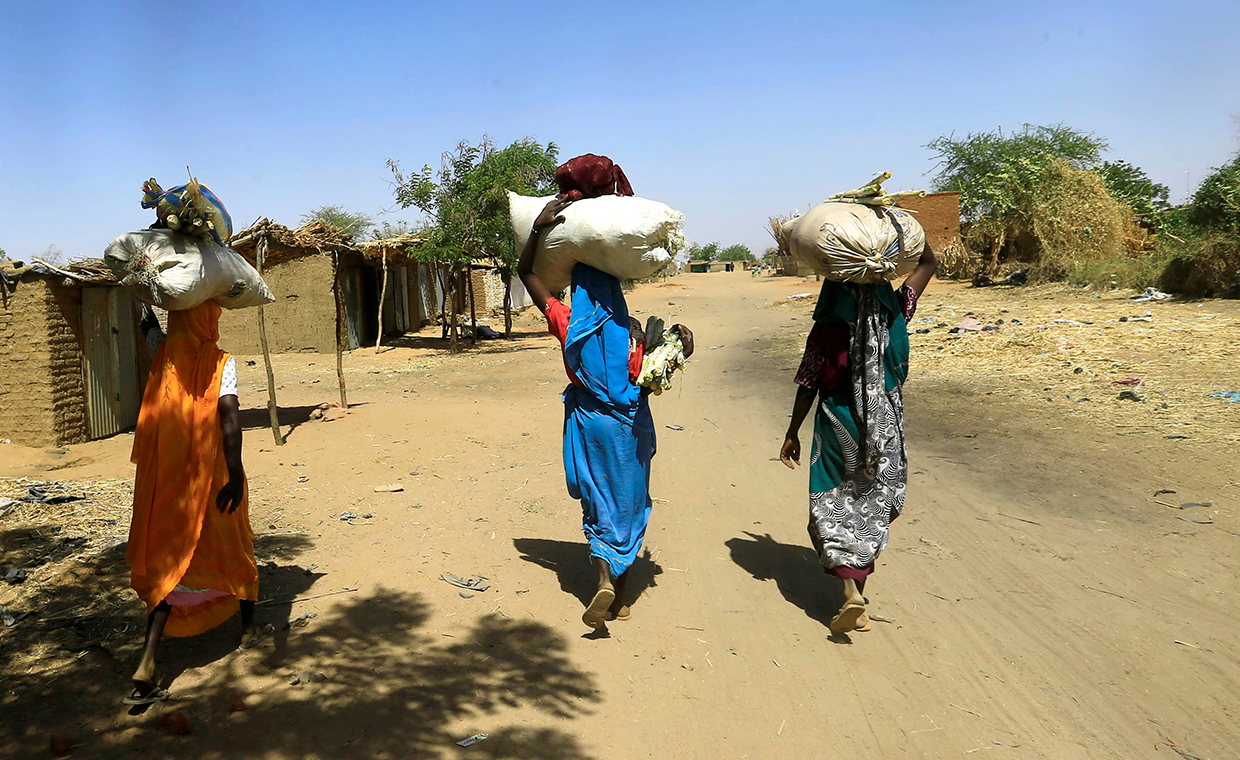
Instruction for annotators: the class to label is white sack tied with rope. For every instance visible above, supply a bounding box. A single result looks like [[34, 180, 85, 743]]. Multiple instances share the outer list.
[[508, 192, 685, 293]]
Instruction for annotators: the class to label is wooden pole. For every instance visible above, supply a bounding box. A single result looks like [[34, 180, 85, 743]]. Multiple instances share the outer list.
[[333, 252, 349, 409], [467, 264, 478, 346], [502, 269, 513, 338], [255, 235, 284, 446], [375, 250, 389, 354], [449, 267, 459, 354]]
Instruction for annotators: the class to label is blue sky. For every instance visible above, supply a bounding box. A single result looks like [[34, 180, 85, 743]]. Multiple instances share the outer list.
[[2, 1, 1238, 261]]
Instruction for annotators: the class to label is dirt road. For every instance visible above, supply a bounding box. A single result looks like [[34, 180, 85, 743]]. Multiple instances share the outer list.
[[3, 272, 1237, 759]]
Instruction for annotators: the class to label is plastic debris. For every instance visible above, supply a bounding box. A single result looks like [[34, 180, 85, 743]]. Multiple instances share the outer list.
[[374, 484, 404, 493], [1206, 391, 1240, 403], [440, 573, 490, 592], [1133, 287, 1171, 302], [457, 733, 488, 747]]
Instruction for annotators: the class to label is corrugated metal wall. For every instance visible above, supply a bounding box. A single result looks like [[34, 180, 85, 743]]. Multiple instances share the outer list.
[[81, 287, 139, 439], [81, 286, 139, 438]]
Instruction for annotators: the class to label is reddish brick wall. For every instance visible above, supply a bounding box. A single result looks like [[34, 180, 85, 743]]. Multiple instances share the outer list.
[[897, 192, 961, 252]]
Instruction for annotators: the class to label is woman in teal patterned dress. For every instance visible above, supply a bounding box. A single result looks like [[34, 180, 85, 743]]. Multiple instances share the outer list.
[[780, 245, 936, 633]]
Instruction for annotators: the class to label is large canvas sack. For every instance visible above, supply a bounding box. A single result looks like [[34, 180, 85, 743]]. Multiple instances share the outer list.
[[509, 193, 685, 293], [783, 202, 925, 283], [104, 229, 274, 311]]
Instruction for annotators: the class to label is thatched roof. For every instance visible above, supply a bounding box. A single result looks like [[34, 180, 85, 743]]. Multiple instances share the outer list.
[[228, 219, 360, 266], [0, 258, 118, 289], [357, 234, 428, 261]]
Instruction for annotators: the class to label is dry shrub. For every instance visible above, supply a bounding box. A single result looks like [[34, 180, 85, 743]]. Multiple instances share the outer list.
[[1156, 233, 1240, 296], [1028, 158, 1131, 279], [934, 237, 977, 279]]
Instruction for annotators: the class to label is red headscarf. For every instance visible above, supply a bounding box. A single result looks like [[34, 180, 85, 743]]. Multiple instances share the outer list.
[[556, 154, 634, 201]]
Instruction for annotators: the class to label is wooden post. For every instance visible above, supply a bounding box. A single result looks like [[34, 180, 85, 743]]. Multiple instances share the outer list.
[[375, 250, 389, 354], [502, 269, 513, 338], [467, 264, 478, 346], [255, 235, 284, 446], [333, 252, 349, 409], [448, 267, 459, 354]]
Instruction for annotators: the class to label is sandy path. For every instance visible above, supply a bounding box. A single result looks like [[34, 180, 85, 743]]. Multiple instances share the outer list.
[[3, 272, 1237, 760]]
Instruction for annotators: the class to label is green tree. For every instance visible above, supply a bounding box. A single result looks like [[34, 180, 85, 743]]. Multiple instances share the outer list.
[[300, 205, 374, 240], [688, 241, 720, 262], [0, 246, 7, 261], [926, 123, 1109, 274], [1181, 154, 1240, 235], [388, 136, 559, 348], [718, 244, 754, 261], [1097, 160, 1171, 219]]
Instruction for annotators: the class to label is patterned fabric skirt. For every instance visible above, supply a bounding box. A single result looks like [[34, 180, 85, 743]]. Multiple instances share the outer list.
[[806, 288, 908, 574]]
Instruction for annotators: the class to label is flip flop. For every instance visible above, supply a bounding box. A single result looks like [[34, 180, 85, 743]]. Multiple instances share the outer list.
[[854, 611, 871, 632], [582, 587, 616, 629], [829, 601, 866, 633], [240, 623, 275, 650], [606, 606, 631, 622], [123, 686, 170, 706]]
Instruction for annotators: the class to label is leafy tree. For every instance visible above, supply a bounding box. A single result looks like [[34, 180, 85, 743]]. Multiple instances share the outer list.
[[1097, 160, 1171, 219], [0, 246, 7, 261], [300, 205, 374, 240], [388, 136, 559, 348], [926, 123, 1109, 274], [371, 219, 416, 241], [688, 241, 719, 262], [718, 244, 754, 261], [1181, 154, 1240, 235]]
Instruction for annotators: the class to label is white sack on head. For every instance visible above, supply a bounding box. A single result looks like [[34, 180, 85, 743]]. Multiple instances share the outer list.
[[782, 202, 925, 283], [509, 193, 685, 293], [104, 229, 274, 311]]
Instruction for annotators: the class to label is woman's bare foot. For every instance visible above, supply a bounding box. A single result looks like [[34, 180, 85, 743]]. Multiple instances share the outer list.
[[605, 599, 631, 622], [131, 657, 157, 696], [829, 578, 867, 633]]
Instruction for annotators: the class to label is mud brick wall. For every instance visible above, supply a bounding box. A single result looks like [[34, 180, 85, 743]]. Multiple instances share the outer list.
[[219, 255, 337, 354], [897, 192, 961, 252], [0, 278, 88, 446]]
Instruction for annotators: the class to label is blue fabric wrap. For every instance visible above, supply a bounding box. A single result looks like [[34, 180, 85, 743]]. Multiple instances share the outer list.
[[561, 264, 656, 578]]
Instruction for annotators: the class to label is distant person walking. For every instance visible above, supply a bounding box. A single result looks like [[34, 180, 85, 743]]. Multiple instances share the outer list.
[[124, 301, 258, 704], [518, 193, 692, 629], [780, 245, 936, 633]]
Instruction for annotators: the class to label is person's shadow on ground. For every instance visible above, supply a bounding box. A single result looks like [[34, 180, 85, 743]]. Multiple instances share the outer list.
[[726, 531, 848, 631], [512, 538, 663, 612]]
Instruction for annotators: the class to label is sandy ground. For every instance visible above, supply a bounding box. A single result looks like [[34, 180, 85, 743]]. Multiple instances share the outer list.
[[2, 271, 1239, 759]]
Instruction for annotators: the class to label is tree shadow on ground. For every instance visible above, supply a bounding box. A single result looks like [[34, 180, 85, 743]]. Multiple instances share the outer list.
[[0, 529, 327, 759], [5, 585, 601, 759], [512, 538, 662, 610], [384, 328, 551, 355], [237, 404, 342, 441], [726, 531, 847, 631]]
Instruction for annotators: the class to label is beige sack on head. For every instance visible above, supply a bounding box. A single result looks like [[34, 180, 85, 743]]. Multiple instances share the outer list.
[[783, 202, 925, 283], [509, 193, 685, 293], [104, 229, 274, 311]]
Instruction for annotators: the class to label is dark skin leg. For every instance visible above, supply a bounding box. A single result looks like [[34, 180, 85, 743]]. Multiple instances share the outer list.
[[607, 570, 631, 620], [132, 600, 170, 694]]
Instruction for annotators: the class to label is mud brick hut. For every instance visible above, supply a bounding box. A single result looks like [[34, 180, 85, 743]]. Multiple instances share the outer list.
[[0, 260, 151, 446], [220, 221, 448, 353]]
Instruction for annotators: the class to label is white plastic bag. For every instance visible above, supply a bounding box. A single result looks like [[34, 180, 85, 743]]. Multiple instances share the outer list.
[[104, 229, 274, 311], [509, 193, 685, 293], [782, 202, 925, 283]]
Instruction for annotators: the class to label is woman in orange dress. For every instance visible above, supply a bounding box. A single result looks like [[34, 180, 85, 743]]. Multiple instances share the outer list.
[[125, 301, 258, 704]]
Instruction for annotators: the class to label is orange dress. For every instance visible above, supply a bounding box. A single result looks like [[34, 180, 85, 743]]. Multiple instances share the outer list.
[[126, 302, 258, 637]]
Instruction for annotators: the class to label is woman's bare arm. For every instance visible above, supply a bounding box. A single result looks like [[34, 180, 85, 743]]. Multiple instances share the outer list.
[[902, 241, 938, 298], [517, 197, 574, 314]]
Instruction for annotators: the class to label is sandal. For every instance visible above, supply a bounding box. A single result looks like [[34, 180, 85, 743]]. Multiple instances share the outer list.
[[123, 686, 170, 706]]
